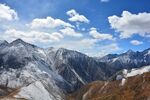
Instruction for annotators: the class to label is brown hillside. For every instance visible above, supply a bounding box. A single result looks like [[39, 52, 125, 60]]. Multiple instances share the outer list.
[[67, 72, 150, 100]]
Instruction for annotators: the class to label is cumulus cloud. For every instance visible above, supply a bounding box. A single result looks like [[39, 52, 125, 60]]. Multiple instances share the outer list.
[[60, 27, 83, 37], [0, 3, 121, 57], [130, 40, 143, 45], [29, 16, 74, 29], [0, 4, 18, 21], [49, 38, 120, 57], [54, 39, 97, 50], [67, 9, 90, 23], [108, 11, 150, 38], [100, 0, 109, 3], [79, 39, 98, 48], [98, 43, 121, 57], [2, 29, 64, 43], [83, 43, 121, 57], [89, 27, 114, 40]]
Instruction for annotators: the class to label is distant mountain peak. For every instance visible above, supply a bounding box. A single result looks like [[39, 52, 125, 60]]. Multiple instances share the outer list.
[[57, 48, 68, 52], [0, 40, 8, 45], [11, 39, 25, 44], [144, 48, 150, 52], [126, 49, 135, 54], [10, 39, 36, 48]]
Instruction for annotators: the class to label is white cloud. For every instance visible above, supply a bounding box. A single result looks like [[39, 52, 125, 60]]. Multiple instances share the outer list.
[[130, 40, 143, 45], [51, 38, 120, 57], [0, 4, 18, 21], [0, 4, 121, 57], [79, 39, 98, 48], [2, 29, 63, 43], [29, 16, 74, 29], [54, 39, 97, 50], [60, 27, 83, 37], [108, 11, 150, 38], [67, 9, 90, 23], [82, 43, 121, 57], [100, 0, 109, 3], [98, 43, 121, 57], [50, 32, 64, 40], [101, 43, 120, 51], [89, 27, 114, 40]]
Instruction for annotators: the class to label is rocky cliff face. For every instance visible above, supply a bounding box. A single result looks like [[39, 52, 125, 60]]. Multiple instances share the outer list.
[[46, 48, 111, 92]]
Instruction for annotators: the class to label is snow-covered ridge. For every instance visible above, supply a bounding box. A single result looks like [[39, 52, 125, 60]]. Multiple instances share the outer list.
[[116, 65, 150, 86], [98, 48, 150, 71], [117, 65, 150, 79], [0, 62, 65, 100], [15, 81, 63, 100], [126, 65, 150, 77], [0, 39, 66, 100]]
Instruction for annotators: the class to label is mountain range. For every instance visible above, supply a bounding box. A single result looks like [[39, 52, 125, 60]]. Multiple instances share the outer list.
[[98, 48, 150, 70], [0, 39, 150, 100]]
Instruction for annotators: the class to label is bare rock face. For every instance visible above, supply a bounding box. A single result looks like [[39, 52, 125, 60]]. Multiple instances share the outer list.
[[46, 48, 110, 92]]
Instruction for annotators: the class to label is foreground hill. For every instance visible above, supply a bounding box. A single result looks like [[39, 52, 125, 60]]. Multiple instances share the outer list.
[[67, 71, 150, 100]]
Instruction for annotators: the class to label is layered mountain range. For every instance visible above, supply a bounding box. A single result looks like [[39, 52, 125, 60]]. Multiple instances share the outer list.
[[0, 39, 149, 100], [98, 48, 150, 70]]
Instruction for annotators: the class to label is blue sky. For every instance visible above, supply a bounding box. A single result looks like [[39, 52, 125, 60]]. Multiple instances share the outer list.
[[0, 0, 150, 56]]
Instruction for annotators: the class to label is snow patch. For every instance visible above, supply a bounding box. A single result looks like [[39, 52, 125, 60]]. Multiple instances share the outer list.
[[123, 69, 128, 75], [116, 75, 123, 80], [71, 68, 85, 84], [126, 65, 150, 77], [120, 78, 126, 86], [112, 57, 118, 62], [15, 81, 55, 100]]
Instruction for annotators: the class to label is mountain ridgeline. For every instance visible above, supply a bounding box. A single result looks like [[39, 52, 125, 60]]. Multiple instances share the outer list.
[[0, 39, 150, 100], [98, 49, 150, 71]]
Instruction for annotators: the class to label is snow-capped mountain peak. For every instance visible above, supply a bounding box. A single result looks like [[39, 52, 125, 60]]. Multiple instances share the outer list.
[[125, 49, 135, 55], [0, 40, 8, 46], [10, 39, 36, 49]]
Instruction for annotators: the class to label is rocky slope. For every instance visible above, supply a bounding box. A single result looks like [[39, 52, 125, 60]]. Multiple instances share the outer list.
[[45, 47, 111, 92]]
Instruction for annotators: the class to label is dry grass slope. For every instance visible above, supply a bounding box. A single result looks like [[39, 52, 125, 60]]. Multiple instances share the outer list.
[[67, 72, 150, 100]]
